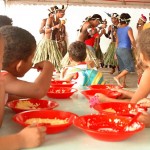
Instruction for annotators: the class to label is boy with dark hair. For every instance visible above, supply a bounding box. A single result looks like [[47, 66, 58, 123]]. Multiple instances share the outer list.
[[60, 41, 105, 86]]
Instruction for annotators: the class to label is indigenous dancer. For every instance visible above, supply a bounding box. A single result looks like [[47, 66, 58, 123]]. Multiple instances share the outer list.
[[104, 13, 119, 74], [33, 5, 66, 72], [85, 20, 107, 67], [137, 14, 147, 34], [114, 13, 136, 88], [39, 7, 54, 37], [58, 19, 67, 57], [61, 14, 105, 68]]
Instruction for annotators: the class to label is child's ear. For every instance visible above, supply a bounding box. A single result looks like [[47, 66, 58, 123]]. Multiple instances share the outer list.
[[16, 60, 24, 72]]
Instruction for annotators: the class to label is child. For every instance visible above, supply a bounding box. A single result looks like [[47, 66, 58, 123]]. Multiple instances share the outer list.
[[0, 26, 54, 125], [60, 41, 105, 86], [0, 31, 46, 149], [93, 28, 150, 127]]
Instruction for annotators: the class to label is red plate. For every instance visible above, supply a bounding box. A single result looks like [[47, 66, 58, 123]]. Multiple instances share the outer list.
[[81, 89, 121, 99], [93, 102, 147, 117], [88, 84, 122, 90], [13, 110, 78, 134], [6, 99, 59, 113], [51, 80, 76, 88], [47, 87, 77, 99], [73, 114, 144, 142]]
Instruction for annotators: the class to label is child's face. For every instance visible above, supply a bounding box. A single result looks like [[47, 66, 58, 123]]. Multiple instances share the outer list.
[[18, 49, 35, 77]]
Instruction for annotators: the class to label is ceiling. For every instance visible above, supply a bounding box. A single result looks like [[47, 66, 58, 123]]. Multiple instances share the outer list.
[[4, 0, 150, 8]]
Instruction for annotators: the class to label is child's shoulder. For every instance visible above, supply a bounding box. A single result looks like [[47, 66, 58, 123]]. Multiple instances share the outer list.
[[143, 68, 150, 74]]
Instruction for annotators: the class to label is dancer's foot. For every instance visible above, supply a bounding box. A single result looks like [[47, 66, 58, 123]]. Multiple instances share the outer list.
[[121, 83, 128, 88], [113, 77, 122, 87]]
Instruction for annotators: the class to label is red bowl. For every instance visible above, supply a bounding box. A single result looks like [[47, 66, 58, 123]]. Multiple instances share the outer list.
[[13, 110, 78, 134], [51, 80, 76, 88], [73, 114, 144, 142], [81, 89, 121, 99], [88, 84, 122, 90], [47, 87, 77, 99], [6, 99, 59, 113], [93, 102, 147, 117]]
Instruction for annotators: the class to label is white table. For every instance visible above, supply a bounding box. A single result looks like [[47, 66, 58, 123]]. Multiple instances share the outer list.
[[1, 89, 150, 150]]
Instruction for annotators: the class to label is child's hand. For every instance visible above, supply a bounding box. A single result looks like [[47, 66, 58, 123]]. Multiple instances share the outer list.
[[94, 93, 108, 103], [34, 61, 54, 71], [137, 98, 150, 108], [137, 112, 150, 127], [89, 96, 100, 108], [17, 125, 46, 149]]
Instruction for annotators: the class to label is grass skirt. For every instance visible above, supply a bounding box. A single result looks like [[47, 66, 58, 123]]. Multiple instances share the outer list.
[[33, 38, 63, 72], [104, 42, 118, 66]]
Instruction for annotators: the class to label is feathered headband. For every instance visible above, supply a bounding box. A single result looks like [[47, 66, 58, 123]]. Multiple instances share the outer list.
[[54, 5, 66, 12], [105, 12, 119, 19], [48, 7, 55, 13]]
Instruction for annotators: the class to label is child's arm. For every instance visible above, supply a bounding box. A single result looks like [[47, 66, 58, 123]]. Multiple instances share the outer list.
[[0, 125, 46, 150], [60, 67, 77, 81], [131, 68, 150, 103], [0, 74, 5, 127], [4, 61, 54, 99]]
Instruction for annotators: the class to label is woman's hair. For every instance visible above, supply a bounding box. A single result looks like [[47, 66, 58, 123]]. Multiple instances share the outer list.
[[119, 13, 131, 25], [68, 41, 86, 62], [0, 15, 13, 27], [0, 26, 36, 69]]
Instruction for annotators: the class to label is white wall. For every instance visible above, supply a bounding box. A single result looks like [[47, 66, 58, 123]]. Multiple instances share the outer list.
[[2, 4, 150, 53]]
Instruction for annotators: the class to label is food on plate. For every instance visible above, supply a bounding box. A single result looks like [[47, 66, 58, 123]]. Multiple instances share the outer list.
[[103, 108, 116, 113], [15, 100, 39, 109], [25, 118, 69, 125], [50, 89, 66, 93]]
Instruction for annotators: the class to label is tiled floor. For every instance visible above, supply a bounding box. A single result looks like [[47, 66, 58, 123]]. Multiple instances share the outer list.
[[99, 67, 138, 88]]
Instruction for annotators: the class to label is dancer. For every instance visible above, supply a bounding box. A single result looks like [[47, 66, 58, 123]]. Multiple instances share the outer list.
[[61, 14, 106, 68], [104, 13, 119, 74], [39, 7, 54, 37], [34, 5, 66, 72], [137, 14, 147, 34], [114, 13, 136, 87]]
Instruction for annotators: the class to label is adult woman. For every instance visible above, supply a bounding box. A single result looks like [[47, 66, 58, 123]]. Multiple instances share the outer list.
[[114, 13, 136, 87]]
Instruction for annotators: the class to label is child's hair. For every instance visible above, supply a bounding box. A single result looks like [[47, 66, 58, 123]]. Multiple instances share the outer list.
[[68, 41, 86, 62], [137, 28, 150, 61], [135, 28, 150, 76], [0, 26, 36, 69], [119, 13, 131, 25], [0, 15, 13, 27]]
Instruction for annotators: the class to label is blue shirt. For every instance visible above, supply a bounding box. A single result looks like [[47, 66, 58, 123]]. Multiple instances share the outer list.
[[117, 26, 131, 49]]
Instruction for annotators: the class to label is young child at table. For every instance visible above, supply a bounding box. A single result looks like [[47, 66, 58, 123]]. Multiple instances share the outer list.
[[91, 28, 150, 127], [60, 41, 105, 86], [0, 26, 54, 125], [0, 30, 46, 149]]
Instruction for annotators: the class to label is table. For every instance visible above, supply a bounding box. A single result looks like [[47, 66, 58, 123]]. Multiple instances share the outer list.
[[1, 88, 150, 150]]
